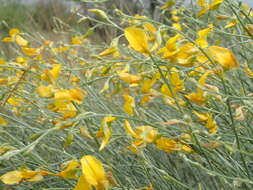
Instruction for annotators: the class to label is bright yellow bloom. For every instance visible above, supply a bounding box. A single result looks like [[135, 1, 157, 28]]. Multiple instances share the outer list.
[[247, 24, 253, 36], [0, 117, 8, 126], [208, 46, 238, 69], [41, 64, 61, 83], [1, 28, 28, 46], [123, 94, 135, 115], [99, 47, 117, 56], [196, 26, 213, 48], [209, 0, 224, 10], [160, 0, 175, 10], [88, 9, 108, 20], [224, 19, 238, 29], [118, 71, 141, 85], [170, 67, 185, 93], [185, 90, 206, 105], [7, 97, 23, 107], [49, 88, 85, 119], [143, 22, 157, 42], [193, 111, 209, 122], [193, 111, 217, 134], [36, 85, 54, 98], [124, 120, 159, 147], [54, 88, 85, 104], [0, 169, 48, 185], [71, 36, 84, 45], [96, 116, 116, 151], [206, 115, 218, 134], [74, 175, 91, 190], [80, 155, 109, 190], [22, 47, 40, 57], [124, 27, 149, 54], [186, 71, 213, 105], [49, 101, 77, 119], [158, 34, 181, 59], [244, 67, 253, 77], [197, 0, 224, 16], [15, 35, 28, 46], [57, 160, 80, 179], [52, 46, 70, 54], [0, 171, 22, 184], [156, 137, 181, 152]]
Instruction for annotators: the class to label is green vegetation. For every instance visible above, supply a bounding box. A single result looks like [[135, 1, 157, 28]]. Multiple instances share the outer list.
[[0, 0, 253, 189]]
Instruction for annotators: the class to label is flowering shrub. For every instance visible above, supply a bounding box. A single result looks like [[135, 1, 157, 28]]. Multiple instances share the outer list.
[[0, 0, 253, 189]]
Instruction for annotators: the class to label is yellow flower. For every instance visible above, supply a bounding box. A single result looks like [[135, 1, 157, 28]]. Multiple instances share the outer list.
[[22, 47, 40, 57], [0, 169, 48, 185], [1, 28, 28, 46], [158, 34, 181, 59], [185, 90, 206, 105], [41, 64, 61, 83], [52, 46, 70, 54], [161, 83, 172, 97], [0, 58, 5, 65], [71, 36, 84, 45], [99, 47, 117, 56], [244, 67, 253, 77], [193, 111, 209, 122], [197, 0, 207, 8], [15, 35, 28, 46], [19, 169, 48, 182], [224, 19, 238, 29], [209, 0, 224, 10], [156, 137, 181, 152], [160, 0, 175, 10], [57, 160, 80, 179], [124, 120, 159, 147], [216, 15, 229, 20], [36, 85, 54, 98], [206, 115, 218, 134], [197, 0, 224, 16], [7, 97, 23, 106], [49, 101, 77, 119], [193, 111, 217, 134], [196, 26, 213, 48], [96, 117, 116, 151], [123, 94, 135, 115], [9, 28, 20, 36], [88, 9, 108, 20], [1, 36, 13, 42], [0, 171, 22, 184], [247, 24, 253, 36], [208, 46, 238, 70], [135, 126, 159, 144], [118, 71, 141, 85], [185, 71, 213, 105], [0, 116, 8, 126], [170, 67, 184, 93], [143, 22, 157, 42], [0, 77, 7, 85], [74, 175, 91, 190], [172, 23, 182, 31], [54, 88, 85, 104], [141, 73, 160, 94], [124, 27, 149, 54], [79, 155, 109, 190]]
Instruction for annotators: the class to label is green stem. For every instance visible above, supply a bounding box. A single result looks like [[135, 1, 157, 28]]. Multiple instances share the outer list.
[[221, 77, 251, 179], [149, 54, 183, 114]]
